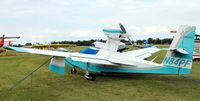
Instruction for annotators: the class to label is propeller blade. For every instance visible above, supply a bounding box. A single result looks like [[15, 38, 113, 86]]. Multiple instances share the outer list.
[[119, 23, 127, 33], [119, 23, 132, 44], [128, 37, 132, 44]]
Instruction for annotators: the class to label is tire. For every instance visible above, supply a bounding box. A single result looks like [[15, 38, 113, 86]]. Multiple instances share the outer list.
[[71, 68, 77, 74], [89, 73, 96, 81], [85, 73, 96, 81]]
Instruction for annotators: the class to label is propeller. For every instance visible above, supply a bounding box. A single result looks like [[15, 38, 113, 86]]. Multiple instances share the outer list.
[[119, 23, 132, 44], [119, 23, 127, 33]]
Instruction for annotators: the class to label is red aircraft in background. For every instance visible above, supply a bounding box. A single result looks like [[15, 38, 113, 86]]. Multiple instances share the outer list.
[[0, 35, 20, 47], [0, 35, 20, 53]]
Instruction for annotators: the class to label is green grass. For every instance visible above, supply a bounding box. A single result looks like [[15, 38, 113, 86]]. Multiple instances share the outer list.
[[0, 45, 200, 101]]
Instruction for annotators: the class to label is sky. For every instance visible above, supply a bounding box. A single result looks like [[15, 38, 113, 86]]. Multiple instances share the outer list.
[[0, 0, 200, 44]]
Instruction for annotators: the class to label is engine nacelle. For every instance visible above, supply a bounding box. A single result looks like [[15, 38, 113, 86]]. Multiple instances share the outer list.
[[103, 27, 129, 40], [102, 25, 130, 52]]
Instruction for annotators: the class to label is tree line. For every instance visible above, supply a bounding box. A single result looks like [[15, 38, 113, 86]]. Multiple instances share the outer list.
[[136, 38, 173, 45], [50, 39, 106, 46], [22, 38, 173, 47], [50, 38, 173, 46]]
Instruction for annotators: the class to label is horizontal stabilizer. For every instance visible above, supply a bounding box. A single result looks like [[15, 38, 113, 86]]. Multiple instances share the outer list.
[[161, 48, 189, 54], [175, 48, 189, 54]]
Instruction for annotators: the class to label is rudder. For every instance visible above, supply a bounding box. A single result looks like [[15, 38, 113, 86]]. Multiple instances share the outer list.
[[162, 25, 196, 74]]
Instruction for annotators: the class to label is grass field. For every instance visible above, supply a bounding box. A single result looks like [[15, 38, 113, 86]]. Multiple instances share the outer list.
[[0, 45, 200, 101]]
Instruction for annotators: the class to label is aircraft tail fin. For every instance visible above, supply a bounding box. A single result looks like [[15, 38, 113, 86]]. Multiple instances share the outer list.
[[162, 25, 196, 74]]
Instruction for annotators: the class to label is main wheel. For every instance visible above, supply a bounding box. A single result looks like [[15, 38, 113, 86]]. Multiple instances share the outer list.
[[84, 73, 96, 81], [71, 68, 77, 74]]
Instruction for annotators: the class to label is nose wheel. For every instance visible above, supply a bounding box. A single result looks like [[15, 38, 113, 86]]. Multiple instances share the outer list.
[[84, 62, 96, 81], [70, 63, 96, 81], [84, 73, 96, 81]]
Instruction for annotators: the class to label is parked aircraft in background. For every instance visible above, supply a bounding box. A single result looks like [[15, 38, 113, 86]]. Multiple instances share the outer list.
[[0, 35, 20, 53], [133, 40, 153, 49], [0, 35, 20, 47], [193, 34, 200, 61]]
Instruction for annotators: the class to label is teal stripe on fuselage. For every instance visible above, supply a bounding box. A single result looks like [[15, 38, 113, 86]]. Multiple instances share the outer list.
[[103, 29, 123, 33], [65, 58, 190, 74]]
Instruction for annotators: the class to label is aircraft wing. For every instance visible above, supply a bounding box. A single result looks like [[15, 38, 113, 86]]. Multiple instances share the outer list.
[[3, 46, 136, 66], [0, 37, 20, 39], [122, 46, 160, 59], [3, 46, 71, 57]]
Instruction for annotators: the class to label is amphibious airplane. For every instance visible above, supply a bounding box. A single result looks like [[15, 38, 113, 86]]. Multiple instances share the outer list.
[[4, 24, 196, 81]]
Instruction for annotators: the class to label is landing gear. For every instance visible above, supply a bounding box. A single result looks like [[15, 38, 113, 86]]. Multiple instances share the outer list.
[[71, 68, 77, 74], [84, 62, 96, 81], [84, 73, 96, 81]]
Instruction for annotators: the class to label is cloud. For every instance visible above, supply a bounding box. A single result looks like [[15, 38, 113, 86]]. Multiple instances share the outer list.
[[68, 30, 103, 38], [0, 0, 72, 18], [69, 31, 92, 37], [142, 26, 169, 35], [128, 26, 142, 34], [42, 28, 58, 34], [0, 0, 199, 44], [128, 25, 170, 35]]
